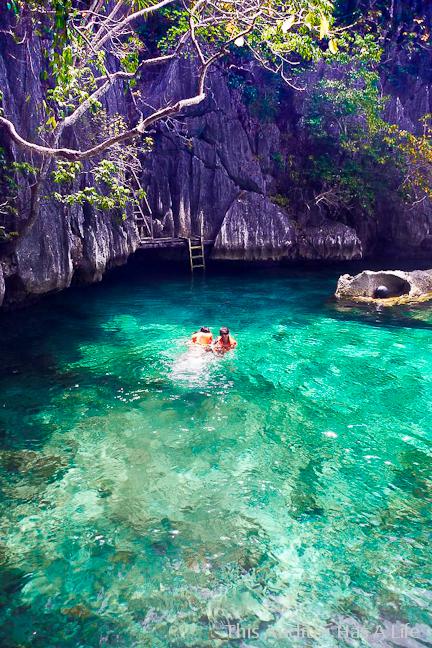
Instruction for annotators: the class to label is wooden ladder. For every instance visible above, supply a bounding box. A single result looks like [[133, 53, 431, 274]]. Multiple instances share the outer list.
[[187, 236, 206, 272], [130, 168, 153, 240], [133, 206, 150, 241]]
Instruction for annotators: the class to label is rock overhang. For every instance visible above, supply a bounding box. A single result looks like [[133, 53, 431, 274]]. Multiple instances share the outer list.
[[335, 269, 432, 305]]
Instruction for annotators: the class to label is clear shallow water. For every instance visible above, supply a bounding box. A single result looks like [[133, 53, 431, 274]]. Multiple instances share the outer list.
[[0, 265, 431, 647]]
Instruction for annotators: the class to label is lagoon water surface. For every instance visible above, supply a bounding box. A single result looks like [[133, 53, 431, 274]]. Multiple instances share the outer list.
[[0, 265, 431, 647]]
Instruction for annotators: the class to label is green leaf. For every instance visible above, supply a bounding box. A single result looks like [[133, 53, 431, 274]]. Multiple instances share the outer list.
[[320, 15, 329, 40], [63, 46, 73, 66], [304, 12, 315, 30], [329, 39, 338, 54], [46, 115, 58, 130]]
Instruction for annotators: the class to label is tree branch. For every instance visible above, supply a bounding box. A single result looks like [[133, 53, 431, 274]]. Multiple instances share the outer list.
[[91, 0, 125, 43], [0, 6, 262, 162], [62, 50, 182, 130], [94, 0, 178, 52]]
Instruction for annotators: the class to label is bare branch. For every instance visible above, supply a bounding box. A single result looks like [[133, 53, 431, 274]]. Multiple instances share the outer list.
[[91, 1, 125, 43], [94, 0, 178, 52], [188, 0, 207, 66], [61, 25, 190, 132]]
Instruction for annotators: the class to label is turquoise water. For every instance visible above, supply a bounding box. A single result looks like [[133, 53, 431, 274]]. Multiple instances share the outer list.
[[0, 265, 431, 647]]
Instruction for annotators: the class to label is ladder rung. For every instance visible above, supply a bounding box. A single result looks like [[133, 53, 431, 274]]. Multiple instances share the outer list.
[[187, 236, 206, 272]]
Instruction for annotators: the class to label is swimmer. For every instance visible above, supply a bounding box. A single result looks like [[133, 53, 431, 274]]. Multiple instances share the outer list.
[[191, 326, 213, 347], [212, 327, 237, 354]]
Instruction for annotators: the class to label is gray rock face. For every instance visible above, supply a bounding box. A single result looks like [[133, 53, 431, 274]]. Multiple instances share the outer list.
[[140, 54, 432, 265], [140, 60, 265, 242], [0, 264, 4, 307], [212, 193, 296, 261], [9, 202, 135, 303], [336, 269, 432, 303], [0, 12, 138, 307], [212, 197, 364, 262], [297, 223, 363, 261], [139, 62, 376, 263]]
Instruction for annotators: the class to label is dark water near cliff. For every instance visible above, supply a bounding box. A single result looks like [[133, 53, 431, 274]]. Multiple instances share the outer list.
[[0, 265, 431, 647]]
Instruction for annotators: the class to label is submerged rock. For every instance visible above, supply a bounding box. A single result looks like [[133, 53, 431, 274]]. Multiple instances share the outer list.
[[0, 449, 68, 479], [335, 269, 432, 305], [61, 604, 93, 619], [109, 550, 135, 564], [0, 543, 9, 566]]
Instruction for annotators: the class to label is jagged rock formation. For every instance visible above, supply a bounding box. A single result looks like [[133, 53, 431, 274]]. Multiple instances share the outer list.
[[0, 2, 431, 307], [212, 193, 297, 261], [336, 269, 432, 305], [140, 53, 432, 263], [140, 60, 372, 263], [0, 11, 138, 308]]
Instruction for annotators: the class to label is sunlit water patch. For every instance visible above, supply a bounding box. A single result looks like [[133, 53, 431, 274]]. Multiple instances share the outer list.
[[0, 266, 431, 647]]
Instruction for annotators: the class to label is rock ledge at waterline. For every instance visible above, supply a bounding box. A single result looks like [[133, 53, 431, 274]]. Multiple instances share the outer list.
[[335, 269, 432, 306]]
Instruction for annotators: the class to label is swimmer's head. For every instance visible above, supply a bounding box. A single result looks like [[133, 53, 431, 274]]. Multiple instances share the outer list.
[[219, 327, 229, 337], [200, 326, 211, 333]]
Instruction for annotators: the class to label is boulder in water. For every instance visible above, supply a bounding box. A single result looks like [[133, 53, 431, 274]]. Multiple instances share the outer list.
[[335, 269, 432, 305], [374, 285, 390, 299]]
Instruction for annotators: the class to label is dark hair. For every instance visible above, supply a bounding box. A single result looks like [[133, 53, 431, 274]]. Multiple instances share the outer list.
[[200, 327, 211, 333], [219, 327, 229, 336]]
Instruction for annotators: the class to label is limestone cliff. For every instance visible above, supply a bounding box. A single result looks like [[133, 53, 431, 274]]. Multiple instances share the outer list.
[[0, 2, 431, 307], [139, 9, 432, 264], [0, 11, 139, 308], [139, 60, 366, 263]]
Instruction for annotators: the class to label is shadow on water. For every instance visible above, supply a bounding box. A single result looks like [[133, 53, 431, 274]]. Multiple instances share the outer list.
[[326, 297, 432, 331], [3, 258, 432, 370]]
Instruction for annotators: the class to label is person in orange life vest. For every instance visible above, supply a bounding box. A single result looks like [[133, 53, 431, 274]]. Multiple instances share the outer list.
[[191, 326, 213, 347], [212, 327, 237, 353]]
